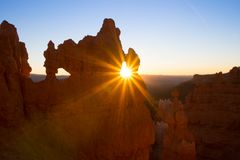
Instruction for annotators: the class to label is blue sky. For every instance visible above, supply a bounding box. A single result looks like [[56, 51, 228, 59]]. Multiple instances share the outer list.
[[1, 0, 240, 75]]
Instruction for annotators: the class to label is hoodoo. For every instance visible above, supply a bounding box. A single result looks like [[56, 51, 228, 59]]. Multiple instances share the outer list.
[[0, 19, 155, 159]]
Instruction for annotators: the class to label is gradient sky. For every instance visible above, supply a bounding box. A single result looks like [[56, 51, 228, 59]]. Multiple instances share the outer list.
[[1, 0, 240, 75]]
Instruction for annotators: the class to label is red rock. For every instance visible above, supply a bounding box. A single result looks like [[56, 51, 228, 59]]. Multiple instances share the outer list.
[[185, 67, 240, 160], [154, 91, 196, 160], [0, 19, 155, 159], [0, 20, 31, 126], [126, 48, 140, 72]]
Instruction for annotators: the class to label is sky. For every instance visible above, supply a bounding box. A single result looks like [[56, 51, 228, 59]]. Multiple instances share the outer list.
[[0, 0, 240, 75]]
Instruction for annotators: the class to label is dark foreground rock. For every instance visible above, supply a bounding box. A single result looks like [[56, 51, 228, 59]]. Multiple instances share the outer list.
[[0, 19, 154, 160]]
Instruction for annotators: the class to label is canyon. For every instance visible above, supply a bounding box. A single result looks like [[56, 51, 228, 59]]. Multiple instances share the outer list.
[[1, 18, 239, 160]]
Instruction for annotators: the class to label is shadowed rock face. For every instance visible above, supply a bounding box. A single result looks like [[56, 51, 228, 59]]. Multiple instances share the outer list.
[[185, 67, 240, 160], [151, 91, 196, 160], [0, 20, 31, 126], [43, 19, 125, 79], [0, 19, 154, 159]]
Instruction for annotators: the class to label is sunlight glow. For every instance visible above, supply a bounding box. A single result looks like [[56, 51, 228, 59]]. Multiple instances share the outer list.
[[120, 62, 132, 78]]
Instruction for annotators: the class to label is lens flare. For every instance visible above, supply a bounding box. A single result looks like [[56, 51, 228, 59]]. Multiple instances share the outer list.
[[120, 62, 132, 78]]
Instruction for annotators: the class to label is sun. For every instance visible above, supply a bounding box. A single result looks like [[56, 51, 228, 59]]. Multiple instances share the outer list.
[[120, 61, 132, 78]]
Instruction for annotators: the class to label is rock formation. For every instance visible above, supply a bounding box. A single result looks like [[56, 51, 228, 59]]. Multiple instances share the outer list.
[[0, 20, 31, 127], [43, 19, 124, 79], [185, 67, 240, 160], [151, 90, 196, 160], [0, 19, 155, 159], [125, 48, 140, 72]]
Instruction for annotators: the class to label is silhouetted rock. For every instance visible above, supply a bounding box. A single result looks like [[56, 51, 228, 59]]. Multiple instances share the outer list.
[[0, 19, 154, 159], [185, 67, 240, 160], [0, 20, 31, 126], [126, 48, 140, 72], [43, 18, 126, 80]]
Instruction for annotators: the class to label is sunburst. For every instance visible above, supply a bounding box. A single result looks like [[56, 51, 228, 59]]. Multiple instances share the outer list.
[[120, 62, 132, 79]]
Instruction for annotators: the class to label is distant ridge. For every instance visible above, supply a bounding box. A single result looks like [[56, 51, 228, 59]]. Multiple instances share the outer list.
[[30, 74, 69, 82]]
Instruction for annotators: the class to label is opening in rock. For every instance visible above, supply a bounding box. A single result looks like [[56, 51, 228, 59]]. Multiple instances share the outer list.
[[56, 68, 70, 80]]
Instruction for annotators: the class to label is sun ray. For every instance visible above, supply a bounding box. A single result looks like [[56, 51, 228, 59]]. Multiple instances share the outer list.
[[129, 75, 155, 106], [128, 79, 137, 101], [80, 76, 121, 100]]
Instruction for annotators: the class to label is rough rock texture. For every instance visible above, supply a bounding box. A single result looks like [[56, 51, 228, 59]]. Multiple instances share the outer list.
[[0, 20, 31, 126], [0, 19, 155, 159], [151, 91, 196, 160], [125, 48, 140, 72], [43, 19, 124, 79], [185, 67, 240, 160]]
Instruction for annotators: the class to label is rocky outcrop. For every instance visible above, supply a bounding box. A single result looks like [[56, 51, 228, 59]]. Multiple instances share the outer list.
[[185, 67, 240, 160], [126, 48, 140, 72], [0, 20, 31, 126], [0, 19, 155, 159], [43, 19, 124, 79], [152, 91, 196, 160]]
